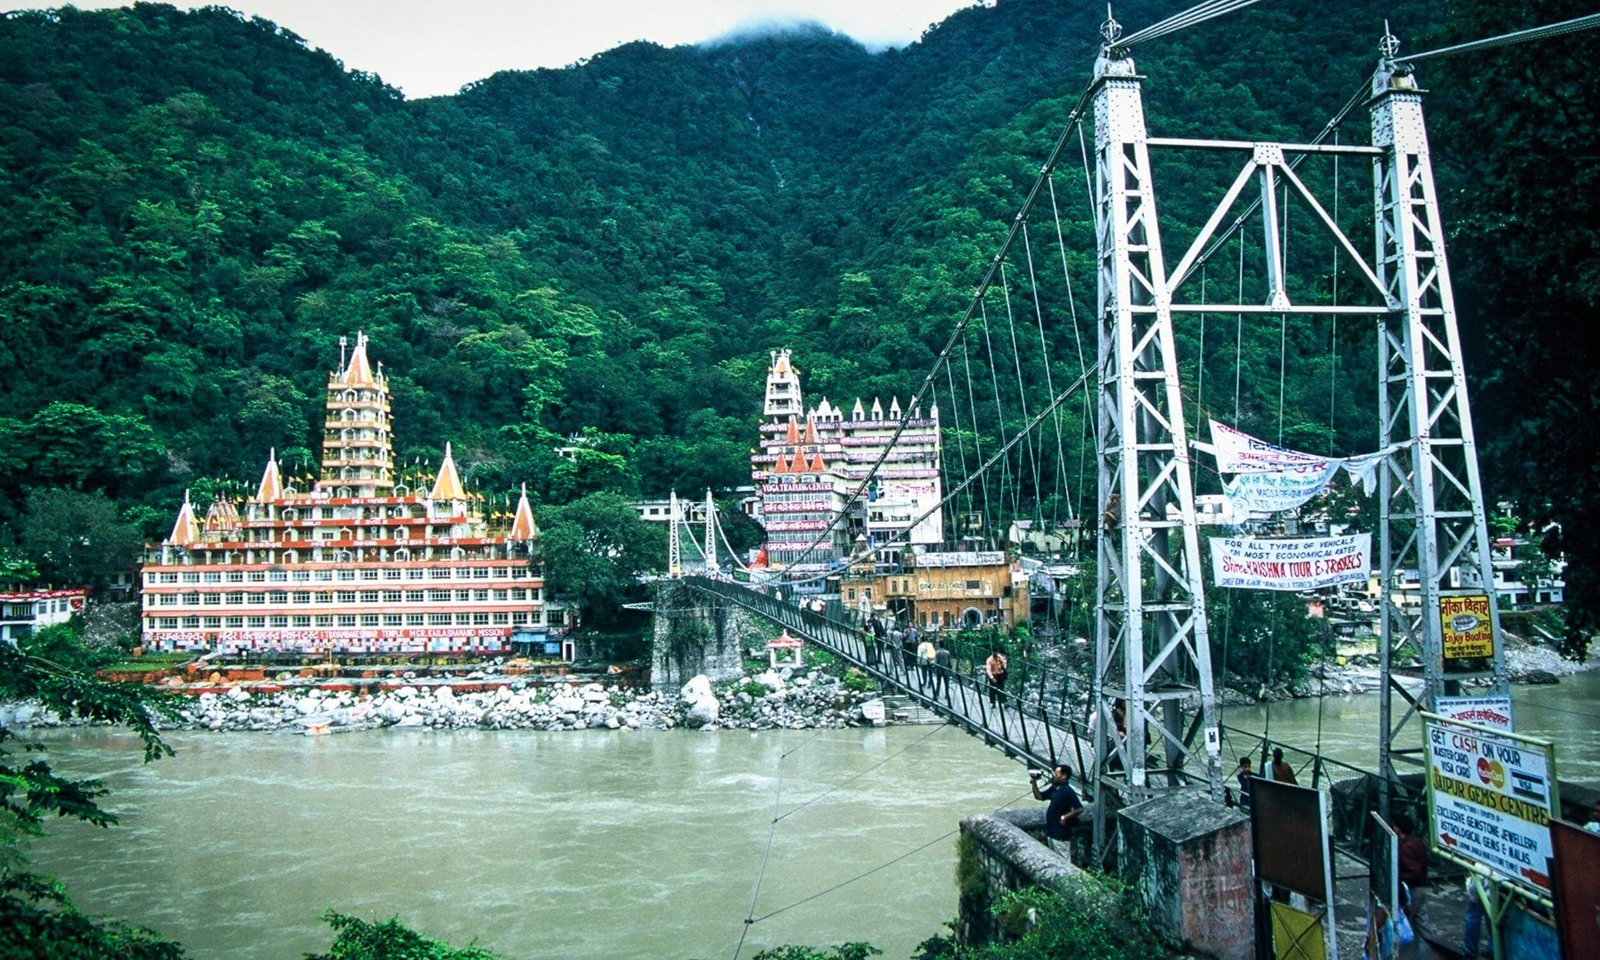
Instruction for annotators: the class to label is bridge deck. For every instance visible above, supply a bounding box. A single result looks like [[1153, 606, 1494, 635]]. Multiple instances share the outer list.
[[681, 576, 1093, 777]]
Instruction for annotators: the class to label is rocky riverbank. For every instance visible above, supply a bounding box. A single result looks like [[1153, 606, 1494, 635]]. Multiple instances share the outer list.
[[2, 666, 880, 736], [1222, 631, 1600, 704]]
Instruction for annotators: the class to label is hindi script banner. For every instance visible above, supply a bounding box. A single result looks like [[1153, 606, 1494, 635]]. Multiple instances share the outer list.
[[1210, 534, 1371, 591]]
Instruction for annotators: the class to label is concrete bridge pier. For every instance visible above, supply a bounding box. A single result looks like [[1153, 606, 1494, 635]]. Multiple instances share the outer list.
[[649, 579, 769, 692]]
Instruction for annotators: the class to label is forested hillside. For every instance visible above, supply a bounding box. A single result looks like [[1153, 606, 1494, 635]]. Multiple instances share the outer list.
[[0, 0, 1594, 646]]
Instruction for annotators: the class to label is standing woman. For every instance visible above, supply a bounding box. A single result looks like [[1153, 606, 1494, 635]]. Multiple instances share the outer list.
[[985, 649, 1008, 707]]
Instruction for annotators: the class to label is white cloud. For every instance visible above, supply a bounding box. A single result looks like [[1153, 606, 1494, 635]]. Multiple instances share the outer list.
[[52, 0, 981, 97]]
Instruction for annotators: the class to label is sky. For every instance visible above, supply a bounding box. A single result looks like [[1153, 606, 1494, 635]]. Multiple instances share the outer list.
[[56, 0, 986, 98]]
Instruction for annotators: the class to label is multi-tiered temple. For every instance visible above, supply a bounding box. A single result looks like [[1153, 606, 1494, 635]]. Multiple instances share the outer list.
[[752, 349, 943, 583], [141, 334, 566, 658]]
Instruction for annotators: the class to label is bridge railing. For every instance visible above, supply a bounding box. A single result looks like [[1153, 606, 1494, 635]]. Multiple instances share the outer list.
[[681, 576, 1092, 777]]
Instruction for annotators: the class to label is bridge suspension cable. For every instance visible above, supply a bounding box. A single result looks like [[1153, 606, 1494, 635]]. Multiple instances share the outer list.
[[1113, 0, 1270, 51], [1399, 11, 1600, 63]]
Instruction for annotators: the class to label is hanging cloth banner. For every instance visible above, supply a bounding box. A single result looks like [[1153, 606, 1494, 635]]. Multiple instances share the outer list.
[[1210, 534, 1372, 591], [1225, 463, 1343, 515], [1209, 420, 1330, 474]]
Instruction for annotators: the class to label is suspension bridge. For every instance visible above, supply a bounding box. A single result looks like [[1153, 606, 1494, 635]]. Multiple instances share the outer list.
[[652, 1, 1600, 871]]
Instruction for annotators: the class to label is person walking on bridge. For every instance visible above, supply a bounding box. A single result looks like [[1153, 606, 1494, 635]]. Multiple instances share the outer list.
[[916, 635, 937, 691], [1030, 764, 1084, 863], [933, 640, 952, 701], [985, 649, 1008, 708]]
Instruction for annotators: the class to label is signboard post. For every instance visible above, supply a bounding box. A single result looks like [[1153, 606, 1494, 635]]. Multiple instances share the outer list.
[[1422, 713, 1558, 895], [1440, 593, 1497, 664]]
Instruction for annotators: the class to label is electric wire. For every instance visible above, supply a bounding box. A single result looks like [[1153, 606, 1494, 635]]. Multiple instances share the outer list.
[[773, 724, 947, 823], [748, 788, 1039, 926], [732, 729, 788, 960], [998, 265, 1041, 521]]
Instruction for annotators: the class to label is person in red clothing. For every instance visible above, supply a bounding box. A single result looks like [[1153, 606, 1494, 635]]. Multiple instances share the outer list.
[[1394, 811, 1429, 926]]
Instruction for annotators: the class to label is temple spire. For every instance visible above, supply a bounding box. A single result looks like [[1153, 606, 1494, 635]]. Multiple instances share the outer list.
[[509, 483, 538, 541], [254, 448, 283, 502], [166, 491, 199, 546], [430, 442, 466, 500], [340, 330, 376, 386]]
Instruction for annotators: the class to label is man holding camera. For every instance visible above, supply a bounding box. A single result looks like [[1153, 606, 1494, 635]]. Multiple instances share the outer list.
[[1030, 764, 1084, 863]]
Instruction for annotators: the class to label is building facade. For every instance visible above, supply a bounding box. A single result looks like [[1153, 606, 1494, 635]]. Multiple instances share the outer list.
[[839, 549, 1028, 631], [752, 349, 943, 583], [141, 334, 567, 659], [0, 588, 88, 646]]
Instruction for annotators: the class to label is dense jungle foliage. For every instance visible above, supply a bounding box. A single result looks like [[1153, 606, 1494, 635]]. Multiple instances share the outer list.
[[0, 0, 1594, 652]]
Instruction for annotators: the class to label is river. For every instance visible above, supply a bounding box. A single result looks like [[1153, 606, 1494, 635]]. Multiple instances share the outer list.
[[28, 674, 1600, 960]]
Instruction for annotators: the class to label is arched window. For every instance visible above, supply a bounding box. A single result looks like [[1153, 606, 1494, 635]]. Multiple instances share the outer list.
[[393, 549, 410, 562]]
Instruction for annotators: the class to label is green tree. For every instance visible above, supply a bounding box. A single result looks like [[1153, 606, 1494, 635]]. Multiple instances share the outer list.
[[306, 912, 503, 960], [19, 488, 144, 595], [0, 617, 180, 957], [536, 491, 665, 628]]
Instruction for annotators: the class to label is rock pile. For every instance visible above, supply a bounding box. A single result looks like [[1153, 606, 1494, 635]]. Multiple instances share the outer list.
[[2, 667, 878, 736]]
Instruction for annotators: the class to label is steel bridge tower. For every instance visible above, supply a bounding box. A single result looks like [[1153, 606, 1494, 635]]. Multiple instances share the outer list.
[[1370, 41, 1509, 805], [1090, 21, 1223, 855]]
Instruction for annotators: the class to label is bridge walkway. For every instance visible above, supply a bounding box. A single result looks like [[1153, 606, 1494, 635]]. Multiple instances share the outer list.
[[680, 576, 1094, 777]]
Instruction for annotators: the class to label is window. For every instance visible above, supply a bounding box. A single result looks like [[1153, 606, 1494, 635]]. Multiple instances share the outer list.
[[383, 614, 403, 626], [160, 572, 178, 584], [291, 570, 311, 582], [247, 617, 265, 628], [204, 617, 221, 628], [246, 594, 265, 605], [428, 590, 451, 603], [315, 615, 334, 626], [337, 615, 357, 627], [473, 590, 488, 602], [473, 568, 490, 579], [203, 572, 221, 583], [492, 613, 508, 625], [472, 612, 489, 625], [455, 590, 470, 602], [225, 617, 243, 628], [405, 569, 424, 580], [428, 613, 451, 625], [512, 612, 529, 625], [292, 616, 312, 627], [383, 569, 402, 580], [492, 590, 508, 601], [336, 591, 357, 604], [406, 614, 425, 626], [158, 617, 179, 629], [406, 591, 424, 603], [511, 589, 527, 601], [182, 616, 200, 628], [267, 591, 287, 604], [293, 592, 312, 604], [225, 571, 244, 583], [270, 616, 288, 627], [360, 615, 379, 627], [247, 571, 265, 582], [360, 569, 379, 581], [336, 569, 355, 581], [359, 591, 379, 604], [966, 580, 981, 591], [203, 594, 221, 606], [225, 593, 244, 605], [182, 572, 200, 584], [382, 591, 402, 604]]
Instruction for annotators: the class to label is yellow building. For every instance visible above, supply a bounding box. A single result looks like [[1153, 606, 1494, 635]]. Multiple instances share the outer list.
[[841, 549, 1029, 631]]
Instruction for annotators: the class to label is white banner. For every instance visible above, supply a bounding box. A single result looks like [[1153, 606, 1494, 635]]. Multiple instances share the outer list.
[[1209, 420, 1330, 474], [1437, 695, 1514, 732], [1426, 718, 1555, 892], [1225, 463, 1342, 515], [1209, 534, 1371, 591]]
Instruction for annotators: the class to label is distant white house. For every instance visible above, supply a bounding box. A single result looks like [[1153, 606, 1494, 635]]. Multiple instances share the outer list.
[[1, 588, 88, 646]]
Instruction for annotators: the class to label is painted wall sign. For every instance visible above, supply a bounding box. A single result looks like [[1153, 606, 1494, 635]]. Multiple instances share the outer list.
[[1437, 695, 1514, 732]]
